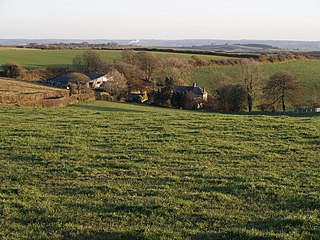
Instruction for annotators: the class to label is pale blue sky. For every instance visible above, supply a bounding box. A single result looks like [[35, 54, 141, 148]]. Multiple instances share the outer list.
[[0, 0, 319, 40]]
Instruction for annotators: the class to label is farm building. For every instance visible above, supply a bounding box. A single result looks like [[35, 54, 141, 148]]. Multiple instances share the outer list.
[[173, 83, 208, 109], [41, 73, 112, 89]]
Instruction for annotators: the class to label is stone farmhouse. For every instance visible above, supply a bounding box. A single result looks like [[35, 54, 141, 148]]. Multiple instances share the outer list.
[[173, 83, 208, 109]]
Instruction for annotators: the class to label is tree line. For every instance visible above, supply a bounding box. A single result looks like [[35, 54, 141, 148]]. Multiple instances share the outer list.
[[1, 50, 318, 112], [71, 50, 190, 100], [206, 60, 308, 112]]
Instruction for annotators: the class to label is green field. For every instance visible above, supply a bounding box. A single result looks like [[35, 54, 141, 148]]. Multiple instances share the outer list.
[[0, 101, 319, 239], [191, 60, 320, 97], [0, 48, 227, 70], [1, 48, 319, 97], [0, 48, 123, 69]]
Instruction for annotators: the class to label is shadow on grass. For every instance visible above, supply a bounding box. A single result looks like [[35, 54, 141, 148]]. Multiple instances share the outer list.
[[198, 110, 320, 118], [247, 218, 305, 234], [282, 194, 320, 211], [68, 202, 161, 218], [192, 231, 279, 240], [61, 232, 140, 240], [70, 100, 320, 118], [61, 230, 156, 240]]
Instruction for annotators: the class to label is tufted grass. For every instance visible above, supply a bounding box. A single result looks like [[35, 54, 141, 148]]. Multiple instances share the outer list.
[[0, 101, 319, 239]]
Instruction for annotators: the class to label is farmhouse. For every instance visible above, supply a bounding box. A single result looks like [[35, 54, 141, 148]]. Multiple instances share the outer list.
[[88, 74, 113, 89], [173, 83, 208, 109], [41, 73, 112, 89]]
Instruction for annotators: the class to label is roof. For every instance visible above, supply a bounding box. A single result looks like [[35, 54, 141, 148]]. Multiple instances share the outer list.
[[86, 74, 105, 80], [174, 86, 206, 96], [40, 73, 106, 88]]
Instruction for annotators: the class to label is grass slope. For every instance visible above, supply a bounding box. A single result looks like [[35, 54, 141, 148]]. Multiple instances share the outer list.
[[0, 48, 228, 70], [0, 101, 319, 239], [191, 60, 320, 97], [0, 77, 66, 95], [0, 49, 122, 69]]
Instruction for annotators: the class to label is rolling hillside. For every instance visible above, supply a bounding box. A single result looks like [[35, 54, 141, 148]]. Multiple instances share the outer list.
[[191, 60, 320, 98], [0, 48, 228, 70], [0, 101, 319, 239], [1, 48, 319, 100]]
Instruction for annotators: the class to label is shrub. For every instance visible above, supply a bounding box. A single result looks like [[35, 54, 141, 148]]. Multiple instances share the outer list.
[[216, 84, 247, 112], [2, 63, 26, 78]]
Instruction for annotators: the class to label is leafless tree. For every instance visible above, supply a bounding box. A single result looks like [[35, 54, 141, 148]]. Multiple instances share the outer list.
[[263, 71, 304, 112], [135, 51, 162, 88], [121, 50, 136, 65], [114, 62, 146, 91], [103, 69, 128, 99], [239, 59, 266, 112], [209, 72, 233, 95], [73, 50, 108, 74], [158, 56, 190, 86]]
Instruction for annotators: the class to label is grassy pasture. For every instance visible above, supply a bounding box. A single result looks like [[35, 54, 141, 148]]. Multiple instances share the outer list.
[[0, 48, 122, 69], [0, 48, 228, 70], [191, 60, 320, 98], [0, 101, 319, 239]]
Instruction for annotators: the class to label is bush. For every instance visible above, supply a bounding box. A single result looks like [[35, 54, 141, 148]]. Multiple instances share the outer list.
[[190, 56, 209, 67], [103, 69, 128, 100], [96, 92, 115, 101], [2, 63, 26, 78], [73, 50, 109, 74], [67, 72, 91, 95], [215, 84, 247, 112], [22, 67, 69, 81]]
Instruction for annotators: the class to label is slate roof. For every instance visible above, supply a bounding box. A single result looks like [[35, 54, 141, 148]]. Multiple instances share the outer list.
[[40, 74, 105, 88], [174, 86, 205, 97]]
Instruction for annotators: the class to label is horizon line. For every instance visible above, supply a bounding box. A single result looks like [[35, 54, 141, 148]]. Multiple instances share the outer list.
[[1, 38, 320, 42]]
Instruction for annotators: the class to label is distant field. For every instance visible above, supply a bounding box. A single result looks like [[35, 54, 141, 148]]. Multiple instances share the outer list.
[[191, 60, 320, 98], [0, 101, 319, 239], [0, 48, 122, 69], [1, 47, 319, 99], [0, 48, 229, 69]]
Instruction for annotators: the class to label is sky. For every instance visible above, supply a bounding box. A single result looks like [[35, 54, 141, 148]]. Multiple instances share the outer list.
[[0, 0, 320, 40]]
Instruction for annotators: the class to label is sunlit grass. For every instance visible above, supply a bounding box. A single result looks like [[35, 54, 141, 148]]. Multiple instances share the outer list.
[[0, 101, 319, 239]]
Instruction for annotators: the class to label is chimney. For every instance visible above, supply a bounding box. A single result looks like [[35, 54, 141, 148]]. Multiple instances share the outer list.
[[193, 83, 197, 88]]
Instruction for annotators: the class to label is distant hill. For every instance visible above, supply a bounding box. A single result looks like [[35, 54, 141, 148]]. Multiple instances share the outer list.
[[189, 43, 282, 52], [1, 39, 320, 51]]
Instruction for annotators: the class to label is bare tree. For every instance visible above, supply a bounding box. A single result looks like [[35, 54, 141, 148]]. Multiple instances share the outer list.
[[73, 50, 108, 73], [209, 72, 233, 95], [135, 52, 162, 88], [103, 69, 128, 99], [263, 71, 304, 112], [239, 59, 266, 112], [158, 56, 190, 86], [121, 50, 136, 65], [114, 62, 146, 91]]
